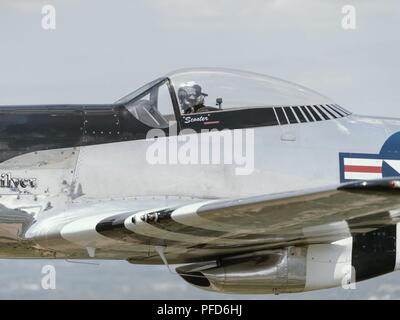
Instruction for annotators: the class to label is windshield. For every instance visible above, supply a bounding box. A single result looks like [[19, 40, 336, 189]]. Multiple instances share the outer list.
[[116, 77, 176, 129], [115, 77, 167, 105]]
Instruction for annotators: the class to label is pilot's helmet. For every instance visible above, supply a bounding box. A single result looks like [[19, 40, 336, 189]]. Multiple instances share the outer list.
[[177, 82, 208, 112]]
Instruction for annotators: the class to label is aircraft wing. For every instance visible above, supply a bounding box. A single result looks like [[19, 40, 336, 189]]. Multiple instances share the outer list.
[[25, 178, 400, 264]]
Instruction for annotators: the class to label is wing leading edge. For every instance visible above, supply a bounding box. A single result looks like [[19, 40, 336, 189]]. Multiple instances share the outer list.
[[24, 178, 400, 263]]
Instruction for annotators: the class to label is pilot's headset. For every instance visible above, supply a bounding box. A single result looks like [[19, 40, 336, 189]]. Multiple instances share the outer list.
[[178, 83, 208, 113]]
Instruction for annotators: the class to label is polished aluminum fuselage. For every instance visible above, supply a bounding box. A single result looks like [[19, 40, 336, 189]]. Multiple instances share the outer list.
[[0, 113, 398, 259]]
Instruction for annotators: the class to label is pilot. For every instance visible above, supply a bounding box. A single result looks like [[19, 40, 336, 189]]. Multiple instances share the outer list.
[[178, 83, 211, 114]]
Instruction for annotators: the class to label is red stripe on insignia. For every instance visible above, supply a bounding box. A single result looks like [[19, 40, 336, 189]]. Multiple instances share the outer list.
[[344, 165, 382, 173]]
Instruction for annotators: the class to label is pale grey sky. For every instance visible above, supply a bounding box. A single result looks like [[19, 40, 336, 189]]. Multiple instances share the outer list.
[[1, 0, 399, 115], [0, 0, 399, 299]]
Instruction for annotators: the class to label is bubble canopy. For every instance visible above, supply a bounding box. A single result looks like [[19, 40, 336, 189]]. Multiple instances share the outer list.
[[166, 68, 334, 110], [117, 68, 335, 111], [116, 68, 349, 130]]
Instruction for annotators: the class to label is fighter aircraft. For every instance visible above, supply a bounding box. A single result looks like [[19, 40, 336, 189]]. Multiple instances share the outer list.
[[1, 67, 400, 294]]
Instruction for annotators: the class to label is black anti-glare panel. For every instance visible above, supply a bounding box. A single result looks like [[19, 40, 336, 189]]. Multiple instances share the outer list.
[[306, 105, 322, 121], [314, 105, 329, 120], [320, 105, 337, 118], [300, 106, 314, 122], [334, 104, 351, 115], [327, 104, 344, 117], [292, 106, 307, 123], [283, 107, 298, 124], [274, 107, 288, 125]]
